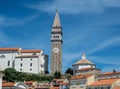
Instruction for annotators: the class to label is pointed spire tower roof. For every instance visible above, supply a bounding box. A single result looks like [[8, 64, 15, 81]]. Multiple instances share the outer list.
[[52, 9, 61, 27], [73, 53, 95, 66]]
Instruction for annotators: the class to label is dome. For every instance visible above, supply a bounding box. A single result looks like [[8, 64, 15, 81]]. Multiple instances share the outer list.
[[73, 53, 95, 66]]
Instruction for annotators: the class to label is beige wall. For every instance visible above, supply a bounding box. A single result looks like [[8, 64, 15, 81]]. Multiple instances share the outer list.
[[87, 75, 95, 86], [70, 75, 95, 89], [70, 79, 87, 89]]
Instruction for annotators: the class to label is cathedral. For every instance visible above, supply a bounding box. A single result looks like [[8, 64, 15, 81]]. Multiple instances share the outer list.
[[51, 10, 63, 74]]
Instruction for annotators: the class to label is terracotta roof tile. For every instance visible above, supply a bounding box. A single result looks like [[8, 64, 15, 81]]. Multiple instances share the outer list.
[[98, 72, 120, 76], [73, 54, 95, 66], [0, 48, 20, 51], [25, 81, 34, 84], [70, 74, 93, 80], [2, 82, 15, 87], [114, 86, 120, 89], [59, 82, 69, 85], [15, 55, 39, 58], [20, 50, 41, 53], [89, 78, 120, 86], [50, 86, 59, 89], [73, 59, 94, 66]]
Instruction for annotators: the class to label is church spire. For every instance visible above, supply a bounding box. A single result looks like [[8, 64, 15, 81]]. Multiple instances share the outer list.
[[82, 53, 86, 60], [52, 9, 61, 27]]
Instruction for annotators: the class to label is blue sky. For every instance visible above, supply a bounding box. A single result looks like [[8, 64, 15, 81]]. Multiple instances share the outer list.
[[0, 0, 120, 73]]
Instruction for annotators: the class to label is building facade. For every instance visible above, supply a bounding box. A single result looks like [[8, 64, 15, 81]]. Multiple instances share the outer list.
[[0, 48, 48, 74], [0, 71, 4, 89], [87, 72, 120, 89], [70, 74, 95, 89], [51, 10, 63, 74]]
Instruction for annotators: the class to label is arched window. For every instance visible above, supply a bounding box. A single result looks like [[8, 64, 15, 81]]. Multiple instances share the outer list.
[[8, 61, 10, 66]]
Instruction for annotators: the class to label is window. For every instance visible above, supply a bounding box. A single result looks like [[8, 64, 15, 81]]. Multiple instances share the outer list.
[[30, 58, 32, 61], [80, 80, 86, 86], [94, 87, 98, 89], [30, 63, 32, 67], [20, 68, 22, 71], [8, 61, 10, 66], [20, 63, 22, 67], [101, 87, 103, 89], [41, 64, 43, 67], [30, 68, 32, 71], [80, 86, 84, 88], [107, 87, 110, 89], [21, 58, 23, 61], [71, 82, 76, 86]]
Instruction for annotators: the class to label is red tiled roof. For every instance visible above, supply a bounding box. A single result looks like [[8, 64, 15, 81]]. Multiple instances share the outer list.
[[59, 82, 69, 85], [98, 72, 120, 76], [89, 78, 120, 86], [70, 74, 93, 80], [54, 79, 65, 82], [20, 50, 41, 53], [114, 86, 120, 89], [2, 82, 15, 87], [15, 55, 39, 58], [73, 59, 94, 66], [50, 86, 59, 89], [0, 48, 20, 51], [25, 81, 34, 85]]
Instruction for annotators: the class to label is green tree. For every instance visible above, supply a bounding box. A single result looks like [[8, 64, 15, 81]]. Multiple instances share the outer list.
[[65, 68, 73, 75], [3, 68, 17, 82], [3, 68, 54, 82], [54, 71, 61, 79]]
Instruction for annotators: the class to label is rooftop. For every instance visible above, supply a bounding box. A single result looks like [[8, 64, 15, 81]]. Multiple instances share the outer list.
[[73, 53, 95, 66], [2, 82, 15, 87], [89, 78, 120, 86], [15, 55, 39, 58], [0, 48, 20, 51], [98, 72, 120, 76], [20, 50, 41, 53], [70, 74, 93, 80]]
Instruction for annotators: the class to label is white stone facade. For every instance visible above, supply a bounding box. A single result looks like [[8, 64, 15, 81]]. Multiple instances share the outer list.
[[0, 48, 48, 74], [0, 71, 4, 89]]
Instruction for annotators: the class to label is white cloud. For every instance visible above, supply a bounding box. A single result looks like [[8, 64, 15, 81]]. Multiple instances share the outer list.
[[0, 31, 10, 44], [0, 14, 38, 27], [0, 16, 23, 27], [89, 36, 120, 54], [26, 0, 120, 14], [0, 14, 39, 45], [89, 56, 119, 65]]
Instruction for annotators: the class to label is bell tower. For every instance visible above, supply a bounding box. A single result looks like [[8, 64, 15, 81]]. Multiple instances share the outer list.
[[51, 10, 63, 74]]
